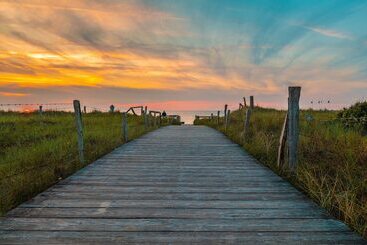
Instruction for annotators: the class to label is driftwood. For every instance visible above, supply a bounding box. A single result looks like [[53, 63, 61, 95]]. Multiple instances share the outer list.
[[277, 112, 288, 168]]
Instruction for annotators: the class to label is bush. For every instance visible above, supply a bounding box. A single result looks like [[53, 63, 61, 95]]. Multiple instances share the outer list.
[[338, 101, 367, 132]]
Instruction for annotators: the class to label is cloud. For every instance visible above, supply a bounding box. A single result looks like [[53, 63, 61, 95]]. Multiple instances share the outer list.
[[303, 26, 353, 40], [248, 1, 365, 64], [0, 1, 366, 109], [0, 91, 29, 97]]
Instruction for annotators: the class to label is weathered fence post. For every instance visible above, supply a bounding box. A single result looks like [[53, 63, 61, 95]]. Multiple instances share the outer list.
[[211, 113, 214, 121], [149, 112, 154, 127], [83, 106, 87, 114], [242, 108, 252, 142], [287, 86, 301, 171], [224, 104, 228, 119], [38, 105, 43, 115], [73, 100, 84, 163], [225, 109, 231, 132], [243, 97, 247, 107], [250, 96, 254, 109], [217, 111, 220, 125], [153, 113, 157, 127], [122, 112, 128, 142], [277, 112, 289, 168], [144, 106, 148, 130]]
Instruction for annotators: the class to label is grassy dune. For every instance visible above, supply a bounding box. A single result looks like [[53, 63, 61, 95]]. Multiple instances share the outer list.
[[195, 108, 367, 238], [0, 111, 163, 215]]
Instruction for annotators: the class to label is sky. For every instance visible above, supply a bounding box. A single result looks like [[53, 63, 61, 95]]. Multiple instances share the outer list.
[[0, 0, 366, 111]]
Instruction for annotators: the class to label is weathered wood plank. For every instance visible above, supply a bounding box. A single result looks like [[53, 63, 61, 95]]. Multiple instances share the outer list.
[[1, 231, 364, 245], [0, 218, 351, 232], [7, 207, 329, 219], [30, 192, 305, 201], [47, 186, 300, 193], [21, 200, 319, 209]]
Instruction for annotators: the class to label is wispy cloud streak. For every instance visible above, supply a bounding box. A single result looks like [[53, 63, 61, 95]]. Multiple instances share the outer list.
[[304, 26, 353, 40]]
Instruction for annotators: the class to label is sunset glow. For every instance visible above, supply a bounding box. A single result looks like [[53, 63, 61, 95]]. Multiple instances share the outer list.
[[0, 0, 366, 110]]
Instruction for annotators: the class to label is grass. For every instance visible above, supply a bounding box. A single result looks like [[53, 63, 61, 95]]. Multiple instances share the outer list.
[[195, 107, 367, 238], [0, 111, 166, 215]]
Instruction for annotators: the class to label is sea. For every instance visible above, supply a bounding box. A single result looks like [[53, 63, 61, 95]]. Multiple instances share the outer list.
[[165, 111, 219, 124]]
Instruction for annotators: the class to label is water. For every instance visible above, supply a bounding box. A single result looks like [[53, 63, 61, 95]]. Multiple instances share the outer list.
[[166, 111, 219, 124]]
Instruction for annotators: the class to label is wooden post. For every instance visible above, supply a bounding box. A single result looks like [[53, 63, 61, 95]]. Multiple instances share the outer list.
[[211, 113, 214, 121], [243, 97, 247, 107], [73, 100, 84, 163], [122, 112, 128, 142], [217, 111, 220, 125], [150, 112, 154, 127], [277, 113, 288, 168], [83, 106, 87, 114], [146, 108, 151, 127], [38, 105, 43, 115], [250, 96, 254, 109], [287, 87, 301, 171], [243, 108, 252, 141], [224, 104, 228, 119], [225, 109, 231, 132], [144, 106, 148, 130]]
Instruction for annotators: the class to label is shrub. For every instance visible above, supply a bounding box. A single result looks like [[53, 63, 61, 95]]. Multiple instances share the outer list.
[[338, 101, 367, 133]]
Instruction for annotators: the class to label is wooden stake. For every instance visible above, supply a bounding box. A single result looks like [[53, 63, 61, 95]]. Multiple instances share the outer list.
[[225, 109, 231, 132], [144, 106, 148, 130], [287, 87, 301, 171], [39, 105, 43, 115], [73, 100, 84, 163], [243, 108, 252, 141], [217, 111, 220, 125], [224, 104, 228, 119], [122, 112, 128, 142], [250, 96, 254, 109], [243, 97, 247, 107]]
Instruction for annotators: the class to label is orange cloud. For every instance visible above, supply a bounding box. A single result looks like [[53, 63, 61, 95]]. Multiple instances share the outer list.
[[0, 91, 29, 97]]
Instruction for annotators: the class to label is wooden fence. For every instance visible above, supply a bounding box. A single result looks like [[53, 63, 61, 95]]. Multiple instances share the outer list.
[[195, 87, 302, 172], [73, 101, 173, 163]]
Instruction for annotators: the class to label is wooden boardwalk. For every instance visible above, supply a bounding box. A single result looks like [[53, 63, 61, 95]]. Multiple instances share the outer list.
[[0, 126, 364, 244]]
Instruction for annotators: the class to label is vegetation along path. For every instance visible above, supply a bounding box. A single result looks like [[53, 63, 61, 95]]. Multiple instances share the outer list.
[[0, 125, 365, 244]]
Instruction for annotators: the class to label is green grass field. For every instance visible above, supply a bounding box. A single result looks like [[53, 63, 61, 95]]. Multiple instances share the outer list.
[[0, 111, 165, 215], [195, 108, 367, 238]]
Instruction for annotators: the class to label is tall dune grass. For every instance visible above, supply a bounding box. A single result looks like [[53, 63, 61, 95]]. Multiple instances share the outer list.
[[195, 108, 367, 238], [0, 111, 162, 215]]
